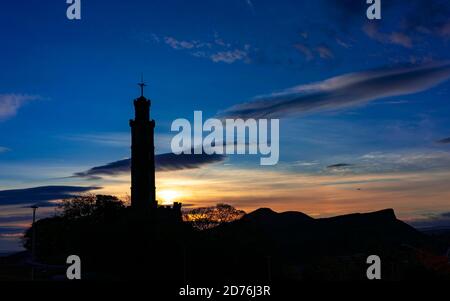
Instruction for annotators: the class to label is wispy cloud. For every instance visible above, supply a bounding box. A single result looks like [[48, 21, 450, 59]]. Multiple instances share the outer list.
[[219, 62, 450, 119], [326, 163, 353, 172], [149, 33, 252, 64], [245, 0, 255, 14], [336, 38, 352, 49], [72, 159, 129, 180], [359, 151, 450, 171], [0, 147, 10, 153], [294, 43, 314, 61], [294, 43, 334, 61], [293, 161, 319, 167], [0, 94, 41, 121], [408, 211, 450, 229], [437, 137, 450, 144], [324, 150, 450, 175], [316, 45, 334, 59], [363, 23, 413, 48], [59, 132, 174, 153], [61, 132, 129, 147], [164, 36, 207, 50], [72, 152, 225, 180], [0, 214, 33, 224], [210, 49, 249, 64], [0, 186, 101, 206], [0, 226, 25, 236]]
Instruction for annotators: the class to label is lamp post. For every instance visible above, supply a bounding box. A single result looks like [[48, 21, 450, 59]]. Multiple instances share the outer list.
[[30, 205, 38, 280]]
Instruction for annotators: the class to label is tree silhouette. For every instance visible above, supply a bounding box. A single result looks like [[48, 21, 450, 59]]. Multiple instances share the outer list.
[[23, 194, 126, 262], [183, 203, 245, 230], [58, 194, 125, 219]]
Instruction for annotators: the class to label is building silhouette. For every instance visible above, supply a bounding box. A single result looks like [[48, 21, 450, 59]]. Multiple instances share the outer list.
[[129, 79, 156, 209], [129, 78, 182, 217]]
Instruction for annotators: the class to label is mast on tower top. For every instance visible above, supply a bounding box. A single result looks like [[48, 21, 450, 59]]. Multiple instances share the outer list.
[[138, 73, 147, 97]]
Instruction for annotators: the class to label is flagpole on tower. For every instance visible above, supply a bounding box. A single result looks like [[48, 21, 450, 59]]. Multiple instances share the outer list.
[[138, 73, 147, 97]]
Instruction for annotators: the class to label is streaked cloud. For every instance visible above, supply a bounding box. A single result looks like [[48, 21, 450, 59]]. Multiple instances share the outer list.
[[0, 185, 101, 206], [0, 214, 32, 224], [358, 151, 450, 172], [294, 43, 314, 61], [155, 152, 225, 171], [0, 94, 41, 121], [408, 211, 450, 229], [363, 23, 413, 48], [324, 150, 450, 175], [0, 146, 10, 153], [245, 0, 255, 14], [73, 159, 130, 180], [0, 227, 24, 235], [59, 132, 174, 153], [72, 152, 225, 179], [326, 163, 353, 171], [316, 45, 334, 59], [61, 132, 129, 147], [220, 62, 450, 119], [164, 36, 202, 50], [148, 34, 252, 64], [437, 137, 450, 144], [293, 161, 319, 167], [294, 43, 334, 61], [336, 38, 351, 49], [210, 49, 249, 64]]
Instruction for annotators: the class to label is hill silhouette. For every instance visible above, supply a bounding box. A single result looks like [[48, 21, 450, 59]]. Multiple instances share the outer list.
[[211, 208, 430, 257], [187, 207, 448, 282]]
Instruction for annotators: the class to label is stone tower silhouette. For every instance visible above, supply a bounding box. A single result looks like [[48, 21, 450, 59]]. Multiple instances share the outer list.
[[129, 77, 157, 209]]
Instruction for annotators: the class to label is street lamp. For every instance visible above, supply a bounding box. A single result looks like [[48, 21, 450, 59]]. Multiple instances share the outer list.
[[30, 205, 38, 280]]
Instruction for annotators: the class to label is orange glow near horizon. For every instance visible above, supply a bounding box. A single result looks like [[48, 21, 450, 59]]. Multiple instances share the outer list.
[[87, 165, 450, 222]]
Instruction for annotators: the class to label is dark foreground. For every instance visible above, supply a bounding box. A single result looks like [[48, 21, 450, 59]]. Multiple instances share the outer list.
[[1, 207, 450, 283]]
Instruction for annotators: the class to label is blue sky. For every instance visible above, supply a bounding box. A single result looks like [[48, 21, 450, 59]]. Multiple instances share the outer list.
[[1, 0, 450, 251]]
